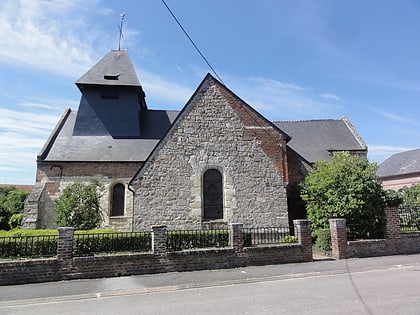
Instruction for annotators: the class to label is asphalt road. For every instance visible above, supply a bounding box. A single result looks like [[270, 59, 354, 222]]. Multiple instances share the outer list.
[[1, 254, 420, 314]]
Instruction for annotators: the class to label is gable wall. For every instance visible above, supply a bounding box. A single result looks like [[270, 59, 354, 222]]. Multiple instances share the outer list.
[[132, 79, 289, 230]]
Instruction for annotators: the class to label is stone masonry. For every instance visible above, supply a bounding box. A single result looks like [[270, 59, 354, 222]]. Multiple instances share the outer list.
[[132, 76, 289, 230]]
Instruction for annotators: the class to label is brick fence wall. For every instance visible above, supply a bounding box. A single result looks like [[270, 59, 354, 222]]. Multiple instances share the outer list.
[[0, 220, 312, 285], [329, 207, 420, 259]]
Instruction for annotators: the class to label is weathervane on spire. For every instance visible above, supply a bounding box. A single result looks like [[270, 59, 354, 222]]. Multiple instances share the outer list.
[[118, 12, 126, 51]]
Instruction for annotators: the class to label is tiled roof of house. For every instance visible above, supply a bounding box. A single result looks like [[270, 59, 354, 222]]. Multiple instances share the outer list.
[[273, 118, 367, 163], [377, 148, 420, 177]]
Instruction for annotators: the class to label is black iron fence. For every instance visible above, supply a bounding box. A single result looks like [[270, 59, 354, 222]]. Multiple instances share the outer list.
[[242, 227, 295, 245], [0, 234, 58, 259], [73, 231, 152, 256], [346, 224, 384, 241], [1, 226, 299, 259], [399, 206, 420, 232], [166, 229, 229, 251]]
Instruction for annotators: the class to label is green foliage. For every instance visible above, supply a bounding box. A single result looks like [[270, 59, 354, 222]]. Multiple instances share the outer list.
[[0, 233, 58, 258], [280, 235, 298, 243], [54, 180, 103, 230], [313, 228, 331, 252], [0, 187, 29, 231], [73, 232, 152, 256], [8, 213, 23, 229], [301, 152, 386, 238], [166, 230, 229, 251], [400, 184, 420, 208], [0, 229, 58, 236]]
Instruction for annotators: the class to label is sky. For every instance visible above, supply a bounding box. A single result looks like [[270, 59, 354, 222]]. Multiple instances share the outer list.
[[1, 0, 420, 184]]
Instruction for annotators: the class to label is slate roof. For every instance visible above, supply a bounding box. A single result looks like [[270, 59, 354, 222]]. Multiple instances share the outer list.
[[76, 50, 141, 89], [377, 148, 420, 177], [39, 109, 179, 162], [273, 118, 367, 163]]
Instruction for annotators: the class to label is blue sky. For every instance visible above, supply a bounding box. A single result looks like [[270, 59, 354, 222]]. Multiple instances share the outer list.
[[1, 0, 419, 184]]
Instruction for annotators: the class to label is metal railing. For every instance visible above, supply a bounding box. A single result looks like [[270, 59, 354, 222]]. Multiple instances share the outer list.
[[399, 207, 420, 232], [0, 234, 58, 259], [242, 227, 294, 246], [166, 229, 229, 251], [73, 231, 152, 256]]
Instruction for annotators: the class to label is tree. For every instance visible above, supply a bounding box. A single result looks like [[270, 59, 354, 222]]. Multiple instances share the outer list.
[[54, 180, 103, 230], [400, 184, 420, 208], [300, 151, 386, 239], [0, 187, 29, 230]]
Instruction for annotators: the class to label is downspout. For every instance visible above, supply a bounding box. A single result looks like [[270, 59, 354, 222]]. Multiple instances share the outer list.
[[127, 183, 135, 232]]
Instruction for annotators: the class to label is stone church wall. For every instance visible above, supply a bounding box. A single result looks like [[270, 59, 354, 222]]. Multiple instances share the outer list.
[[132, 79, 289, 230]]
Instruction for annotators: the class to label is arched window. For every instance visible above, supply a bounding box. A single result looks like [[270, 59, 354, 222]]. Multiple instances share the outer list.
[[203, 169, 223, 220], [111, 183, 125, 216]]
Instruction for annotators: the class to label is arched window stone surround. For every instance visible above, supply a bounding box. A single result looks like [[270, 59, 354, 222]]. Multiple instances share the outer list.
[[110, 183, 125, 216]]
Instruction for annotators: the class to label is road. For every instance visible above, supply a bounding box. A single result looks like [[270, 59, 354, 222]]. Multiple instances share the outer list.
[[1, 254, 420, 314]]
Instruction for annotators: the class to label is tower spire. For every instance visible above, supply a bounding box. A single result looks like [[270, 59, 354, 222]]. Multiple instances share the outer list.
[[118, 12, 126, 51]]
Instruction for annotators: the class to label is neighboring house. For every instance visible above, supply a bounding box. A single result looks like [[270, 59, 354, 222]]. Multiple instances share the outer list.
[[377, 148, 420, 191], [0, 184, 34, 192], [22, 50, 367, 231]]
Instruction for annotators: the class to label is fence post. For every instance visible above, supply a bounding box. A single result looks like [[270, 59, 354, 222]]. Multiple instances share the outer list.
[[329, 218, 348, 259], [57, 227, 74, 269], [293, 220, 312, 261], [152, 225, 167, 254], [229, 223, 243, 253]]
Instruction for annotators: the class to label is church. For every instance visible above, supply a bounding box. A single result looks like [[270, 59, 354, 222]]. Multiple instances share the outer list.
[[23, 50, 367, 231]]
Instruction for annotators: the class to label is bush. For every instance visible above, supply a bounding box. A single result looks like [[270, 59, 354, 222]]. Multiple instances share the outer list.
[[301, 152, 386, 239], [166, 230, 229, 251], [313, 228, 331, 252], [400, 184, 420, 208], [0, 187, 29, 231], [73, 232, 152, 256], [8, 213, 23, 229], [55, 180, 103, 230]]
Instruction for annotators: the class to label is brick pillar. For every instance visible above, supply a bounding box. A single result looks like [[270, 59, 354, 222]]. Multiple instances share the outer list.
[[384, 207, 401, 255], [329, 219, 348, 259], [293, 220, 312, 261], [57, 227, 74, 269], [152, 225, 167, 254], [229, 223, 243, 253], [384, 207, 401, 239]]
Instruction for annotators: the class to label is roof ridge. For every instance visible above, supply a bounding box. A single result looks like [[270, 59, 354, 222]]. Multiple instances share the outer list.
[[273, 118, 342, 123]]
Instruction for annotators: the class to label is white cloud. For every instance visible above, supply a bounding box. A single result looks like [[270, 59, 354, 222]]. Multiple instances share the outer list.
[[225, 75, 342, 120], [0, 0, 104, 78], [377, 111, 414, 124], [139, 69, 195, 106], [321, 93, 341, 101], [0, 108, 60, 178]]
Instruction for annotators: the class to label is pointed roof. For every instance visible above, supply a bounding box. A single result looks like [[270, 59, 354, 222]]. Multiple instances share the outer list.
[[76, 50, 141, 89], [130, 73, 289, 184], [377, 148, 420, 178]]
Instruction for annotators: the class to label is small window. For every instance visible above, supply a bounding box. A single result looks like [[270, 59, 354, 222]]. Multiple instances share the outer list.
[[111, 183, 125, 216], [104, 75, 119, 80], [100, 87, 119, 99], [203, 169, 223, 220]]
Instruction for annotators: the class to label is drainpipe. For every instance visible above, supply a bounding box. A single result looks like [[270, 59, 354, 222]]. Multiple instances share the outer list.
[[127, 184, 135, 232]]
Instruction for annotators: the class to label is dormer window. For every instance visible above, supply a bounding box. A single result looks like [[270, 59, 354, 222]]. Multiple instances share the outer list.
[[104, 75, 119, 80]]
